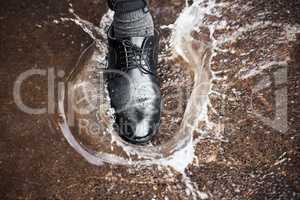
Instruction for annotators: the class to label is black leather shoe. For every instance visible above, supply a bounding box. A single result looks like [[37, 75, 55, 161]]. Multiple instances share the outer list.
[[105, 27, 161, 144]]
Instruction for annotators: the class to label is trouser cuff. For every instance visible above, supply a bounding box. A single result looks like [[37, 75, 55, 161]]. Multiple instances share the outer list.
[[107, 0, 149, 13]]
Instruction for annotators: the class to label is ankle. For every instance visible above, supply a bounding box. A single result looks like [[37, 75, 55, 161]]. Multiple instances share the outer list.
[[108, 0, 154, 38], [113, 9, 154, 38]]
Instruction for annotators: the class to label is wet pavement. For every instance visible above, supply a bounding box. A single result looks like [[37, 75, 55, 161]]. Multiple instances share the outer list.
[[1, 0, 300, 199]]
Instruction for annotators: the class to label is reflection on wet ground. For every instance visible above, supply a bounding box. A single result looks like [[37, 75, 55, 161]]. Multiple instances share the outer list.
[[1, 0, 300, 199]]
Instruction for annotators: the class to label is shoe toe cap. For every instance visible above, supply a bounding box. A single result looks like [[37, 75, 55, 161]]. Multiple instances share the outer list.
[[116, 108, 160, 144]]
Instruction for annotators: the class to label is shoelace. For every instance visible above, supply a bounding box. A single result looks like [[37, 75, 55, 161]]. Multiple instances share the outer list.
[[120, 39, 155, 75]]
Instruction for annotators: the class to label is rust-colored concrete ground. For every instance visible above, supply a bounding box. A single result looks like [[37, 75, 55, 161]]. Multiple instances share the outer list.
[[1, 0, 299, 199]]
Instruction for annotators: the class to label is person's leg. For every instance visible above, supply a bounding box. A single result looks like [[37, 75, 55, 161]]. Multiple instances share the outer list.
[[106, 0, 161, 144], [107, 0, 154, 38]]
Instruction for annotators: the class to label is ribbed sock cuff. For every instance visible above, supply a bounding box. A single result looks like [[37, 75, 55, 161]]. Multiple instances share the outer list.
[[113, 8, 154, 38], [114, 9, 148, 22]]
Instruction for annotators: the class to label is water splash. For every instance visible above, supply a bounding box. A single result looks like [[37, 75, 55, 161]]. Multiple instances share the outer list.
[[50, 2, 211, 198], [54, 8, 196, 166]]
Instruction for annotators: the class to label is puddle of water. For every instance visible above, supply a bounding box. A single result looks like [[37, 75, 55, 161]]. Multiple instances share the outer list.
[[52, 7, 202, 168]]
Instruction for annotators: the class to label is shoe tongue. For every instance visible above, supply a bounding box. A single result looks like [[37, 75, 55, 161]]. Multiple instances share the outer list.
[[128, 37, 145, 48]]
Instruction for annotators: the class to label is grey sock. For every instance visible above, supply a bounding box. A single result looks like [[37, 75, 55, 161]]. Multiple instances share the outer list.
[[113, 9, 154, 38]]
